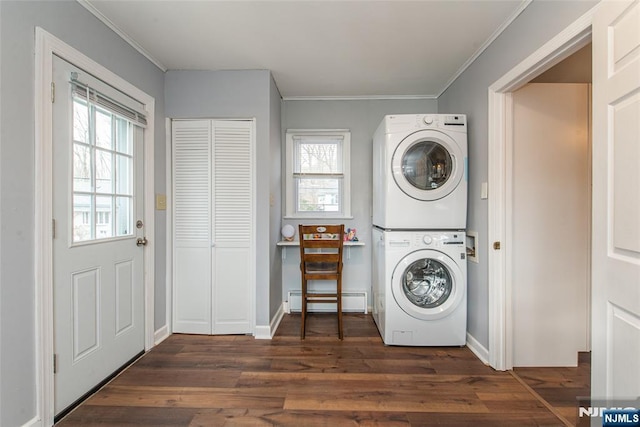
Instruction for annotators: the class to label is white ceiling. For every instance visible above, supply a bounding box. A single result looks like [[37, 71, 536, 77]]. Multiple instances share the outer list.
[[82, 0, 530, 99]]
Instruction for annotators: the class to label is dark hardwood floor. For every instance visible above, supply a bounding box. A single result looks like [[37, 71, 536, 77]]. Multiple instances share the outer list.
[[57, 313, 583, 426], [514, 352, 591, 426]]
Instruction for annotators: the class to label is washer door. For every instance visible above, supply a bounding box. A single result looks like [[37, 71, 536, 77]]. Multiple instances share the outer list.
[[391, 130, 463, 201], [391, 249, 464, 320]]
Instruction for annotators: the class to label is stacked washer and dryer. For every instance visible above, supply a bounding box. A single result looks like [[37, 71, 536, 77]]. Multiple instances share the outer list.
[[372, 114, 468, 346]]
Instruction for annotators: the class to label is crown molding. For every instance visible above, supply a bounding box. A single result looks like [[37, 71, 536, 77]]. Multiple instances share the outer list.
[[437, 0, 532, 98], [77, 0, 168, 72], [282, 94, 438, 101]]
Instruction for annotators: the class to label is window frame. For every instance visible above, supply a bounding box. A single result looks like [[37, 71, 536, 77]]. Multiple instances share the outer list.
[[285, 129, 352, 219]]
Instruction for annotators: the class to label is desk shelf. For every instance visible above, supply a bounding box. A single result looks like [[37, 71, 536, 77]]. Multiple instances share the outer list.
[[277, 240, 364, 259]]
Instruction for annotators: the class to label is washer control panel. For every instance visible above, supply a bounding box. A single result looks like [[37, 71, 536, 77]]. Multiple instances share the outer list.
[[414, 232, 464, 248]]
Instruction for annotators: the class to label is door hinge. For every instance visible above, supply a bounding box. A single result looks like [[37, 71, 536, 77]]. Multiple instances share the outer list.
[[51, 82, 55, 103], [52, 219, 56, 239], [53, 354, 58, 374], [493, 241, 501, 250]]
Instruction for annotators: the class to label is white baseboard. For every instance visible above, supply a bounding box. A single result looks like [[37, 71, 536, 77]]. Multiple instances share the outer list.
[[466, 332, 490, 365], [287, 291, 368, 314], [254, 303, 285, 340], [21, 415, 41, 427], [154, 324, 170, 346]]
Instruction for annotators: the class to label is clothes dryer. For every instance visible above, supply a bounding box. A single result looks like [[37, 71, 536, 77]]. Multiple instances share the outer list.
[[373, 114, 467, 230], [372, 228, 467, 346]]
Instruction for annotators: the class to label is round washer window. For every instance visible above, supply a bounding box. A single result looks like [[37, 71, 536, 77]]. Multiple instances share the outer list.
[[402, 258, 452, 309], [402, 141, 452, 191]]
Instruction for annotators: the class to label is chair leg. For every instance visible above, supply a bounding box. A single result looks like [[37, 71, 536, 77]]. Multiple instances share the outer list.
[[300, 277, 307, 339], [337, 277, 343, 340]]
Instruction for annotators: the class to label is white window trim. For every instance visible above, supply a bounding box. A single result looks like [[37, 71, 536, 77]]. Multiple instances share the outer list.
[[284, 129, 352, 219]]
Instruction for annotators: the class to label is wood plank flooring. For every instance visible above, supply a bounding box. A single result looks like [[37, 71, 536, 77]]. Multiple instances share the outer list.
[[57, 314, 578, 426], [514, 352, 591, 427]]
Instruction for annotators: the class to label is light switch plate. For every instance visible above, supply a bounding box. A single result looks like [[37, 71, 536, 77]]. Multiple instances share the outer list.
[[481, 182, 488, 199], [156, 194, 167, 210]]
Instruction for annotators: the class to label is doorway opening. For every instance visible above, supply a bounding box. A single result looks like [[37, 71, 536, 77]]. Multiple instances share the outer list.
[[487, 11, 593, 373]]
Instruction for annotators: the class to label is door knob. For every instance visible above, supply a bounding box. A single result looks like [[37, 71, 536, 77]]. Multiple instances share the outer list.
[[136, 237, 148, 247]]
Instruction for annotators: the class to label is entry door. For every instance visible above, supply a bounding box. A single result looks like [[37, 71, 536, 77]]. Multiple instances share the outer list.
[[591, 1, 640, 399], [52, 57, 145, 414]]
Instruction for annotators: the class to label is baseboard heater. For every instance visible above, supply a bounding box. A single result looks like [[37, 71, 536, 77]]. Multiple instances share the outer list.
[[286, 291, 368, 314]]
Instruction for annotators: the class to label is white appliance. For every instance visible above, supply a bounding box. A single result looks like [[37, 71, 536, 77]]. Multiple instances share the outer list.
[[372, 228, 467, 346], [373, 114, 467, 230]]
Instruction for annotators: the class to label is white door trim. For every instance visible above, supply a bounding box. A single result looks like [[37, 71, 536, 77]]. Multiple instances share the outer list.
[[34, 27, 155, 426], [487, 7, 596, 371]]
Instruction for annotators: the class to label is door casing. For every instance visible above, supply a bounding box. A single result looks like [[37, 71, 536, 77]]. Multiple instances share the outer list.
[[487, 6, 597, 370]]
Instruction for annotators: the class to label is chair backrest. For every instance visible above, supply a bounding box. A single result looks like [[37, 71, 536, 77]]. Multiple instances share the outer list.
[[298, 225, 345, 276]]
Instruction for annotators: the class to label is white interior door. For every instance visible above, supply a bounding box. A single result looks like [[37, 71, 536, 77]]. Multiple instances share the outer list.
[[591, 0, 640, 400], [172, 120, 212, 334], [172, 119, 254, 335], [52, 56, 145, 414], [211, 121, 254, 334], [511, 83, 591, 367]]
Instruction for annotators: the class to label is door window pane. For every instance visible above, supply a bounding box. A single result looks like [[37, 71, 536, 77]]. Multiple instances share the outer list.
[[115, 154, 132, 195], [73, 194, 93, 242], [73, 143, 92, 192], [116, 118, 132, 155], [73, 99, 89, 144], [95, 108, 113, 150], [115, 197, 131, 236], [95, 150, 113, 193], [95, 196, 113, 239]]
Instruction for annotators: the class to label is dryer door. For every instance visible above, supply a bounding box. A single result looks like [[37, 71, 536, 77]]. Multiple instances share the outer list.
[[391, 129, 464, 201], [391, 249, 464, 320]]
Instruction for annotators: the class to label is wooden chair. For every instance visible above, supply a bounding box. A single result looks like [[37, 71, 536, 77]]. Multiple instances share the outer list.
[[298, 224, 345, 339]]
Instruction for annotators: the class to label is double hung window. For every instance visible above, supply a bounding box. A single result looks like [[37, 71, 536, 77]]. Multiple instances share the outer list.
[[285, 130, 351, 218]]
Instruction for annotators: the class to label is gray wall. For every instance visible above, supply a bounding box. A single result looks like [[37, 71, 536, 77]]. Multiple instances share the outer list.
[[0, 1, 166, 425], [280, 99, 438, 306], [164, 69, 279, 327], [437, 0, 597, 350], [269, 77, 283, 320]]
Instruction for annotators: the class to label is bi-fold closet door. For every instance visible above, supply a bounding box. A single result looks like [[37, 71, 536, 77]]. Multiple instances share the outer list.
[[172, 119, 254, 335]]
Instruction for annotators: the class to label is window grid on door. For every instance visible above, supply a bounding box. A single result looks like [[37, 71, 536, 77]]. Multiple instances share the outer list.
[[72, 96, 134, 243]]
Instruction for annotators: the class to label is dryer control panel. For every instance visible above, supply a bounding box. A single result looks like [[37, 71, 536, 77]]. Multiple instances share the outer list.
[[382, 114, 467, 134]]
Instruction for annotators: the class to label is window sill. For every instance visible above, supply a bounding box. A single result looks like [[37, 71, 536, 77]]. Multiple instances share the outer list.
[[283, 215, 354, 220]]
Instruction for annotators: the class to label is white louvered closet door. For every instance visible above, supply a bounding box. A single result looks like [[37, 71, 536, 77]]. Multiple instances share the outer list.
[[212, 121, 254, 334], [172, 120, 213, 334], [172, 119, 254, 335]]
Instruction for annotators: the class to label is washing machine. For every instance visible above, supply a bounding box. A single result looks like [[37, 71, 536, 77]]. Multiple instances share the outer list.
[[373, 114, 467, 230], [372, 227, 467, 346]]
